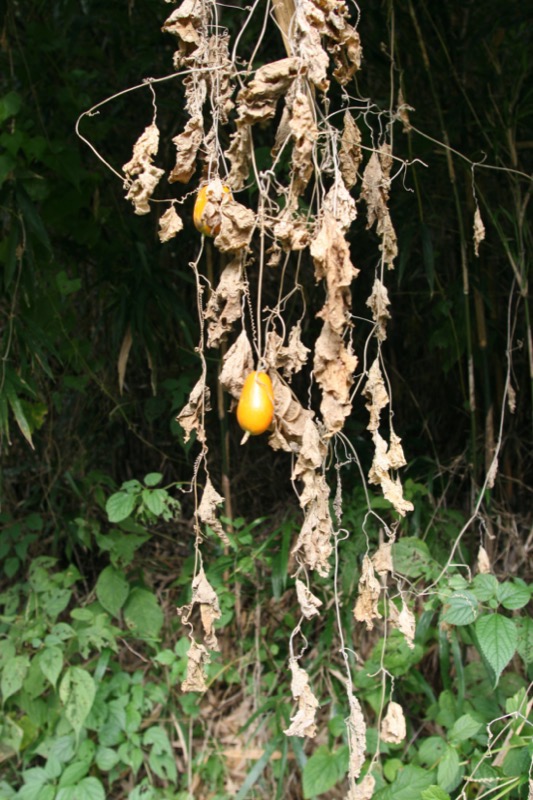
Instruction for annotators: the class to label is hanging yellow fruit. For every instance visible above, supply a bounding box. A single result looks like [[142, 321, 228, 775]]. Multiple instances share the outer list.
[[237, 371, 274, 436], [193, 181, 231, 236]]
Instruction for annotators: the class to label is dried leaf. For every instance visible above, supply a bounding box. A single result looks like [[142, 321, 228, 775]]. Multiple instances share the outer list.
[[389, 599, 416, 649], [397, 87, 413, 133], [372, 541, 393, 576], [363, 359, 389, 433], [477, 545, 491, 575], [214, 194, 256, 253], [473, 207, 485, 257], [380, 701, 406, 744], [314, 322, 358, 434], [237, 58, 302, 125], [264, 324, 310, 378], [368, 432, 413, 516], [176, 374, 210, 443], [360, 151, 397, 268], [123, 123, 164, 215], [366, 278, 391, 342], [340, 111, 362, 188], [226, 124, 252, 191], [289, 91, 318, 193], [273, 209, 310, 251], [346, 774, 375, 800], [268, 371, 315, 453], [323, 174, 357, 231], [292, 417, 327, 476], [162, 0, 205, 57], [353, 555, 382, 630], [294, 2, 330, 90], [218, 330, 254, 400], [295, 578, 323, 619], [486, 456, 498, 489], [117, 326, 133, 395], [293, 470, 333, 576], [283, 660, 319, 738], [205, 256, 245, 347], [191, 568, 222, 651], [158, 206, 184, 242], [197, 477, 229, 545], [311, 213, 358, 333], [507, 382, 516, 414], [169, 115, 204, 184], [181, 639, 210, 692], [346, 694, 366, 780]]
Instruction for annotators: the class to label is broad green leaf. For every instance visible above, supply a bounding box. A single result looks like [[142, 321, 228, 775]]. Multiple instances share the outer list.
[[95, 566, 129, 617], [441, 591, 478, 626], [475, 614, 517, 685], [437, 746, 462, 792], [421, 787, 451, 800], [105, 492, 136, 523], [123, 588, 163, 640], [59, 666, 96, 738], [496, 580, 531, 610], [471, 574, 498, 602], [449, 713, 482, 743], [95, 746, 120, 771], [142, 488, 166, 517], [0, 91, 22, 122], [57, 779, 105, 800], [58, 761, 90, 787], [303, 746, 344, 798], [515, 617, 533, 664], [391, 538, 434, 579], [1, 655, 30, 701], [38, 646, 63, 688], [374, 764, 435, 799], [418, 737, 447, 766], [143, 472, 163, 487], [5, 383, 34, 448]]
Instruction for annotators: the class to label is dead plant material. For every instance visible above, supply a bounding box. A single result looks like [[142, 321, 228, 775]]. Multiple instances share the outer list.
[[477, 545, 491, 574], [176, 374, 210, 443], [289, 91, 319, 193], [311, 213, 359, 333], [284, 659, 319, 738], [353, 555, 382, 630], [339, 111, 362, 189], [322, 175, 357, 231], [190, 567, 222, 651], [214, 194, 256, 253], [380, 701, 406, 744], [372, 541, 393, 575], [292, 469, 333, 576], [313, 322, 358, 435], [346, 774, 376, 800], [360, 150, 398, 268], [162, 0, 205, 61], [236, 58, 303, 125], [205, 256, 245, 348], [366, 278, 391, 342], [268, 371, 315, 453], [264, 324, 310, 379], [363, 359, 389, 433], [218, 330, 254, 401], [368, 431, 413, 516], [158, 206, 184, 242], [225, 125, 252, 191], [122, 123, 164, 215], [169, 115, 204, 184], [389, 599, 416, 649], [473, 206, 486, 257], [346, 694, 366, 780], [181, 639, 210, 693], [295, 578, 323, 619], [196, 477, 230, 546], [273, 209, 311, 251]]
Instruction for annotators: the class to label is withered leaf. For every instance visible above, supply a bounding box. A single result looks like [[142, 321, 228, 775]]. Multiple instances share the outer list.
[[360, 150, 397, 268], [191, 568, 222, 651], [295, 578, 323, 619], [219, 330, 254, 400], [283, 660, 319, 738], [289, 91, 318, 193], [294, 1, 330, 90], [273, 210, 310, 251], [368, 432, 413, 516], [214, 195, 255, 253], [237, 58, 302, 125], [477, 545, 491, 575], [264, 324, 310, 379], [366, 278, 391, 342], [169, 115, 204, 184], [162, 0, 206, 61], [181, 639, 210, 693], [268, 371, 315, 453], [353, 555, 382, 630], [339, 111, 362, 189], [311, 214, 358, 333], [346, 694, 366, 780], [158, 206, 184, 243], [293, 470, 333, 576], [197, 477, 229, 545], [323, 175, 357, 232], [346, 774, 376, 800], [225, 124, 252, 191], [314, 323, 357, 435], [205, 256, 245, 348], [473, 207, 485, 257], [363, 359, 389, 433], [389, 599, 416, 649], [176, 374, 210, 443], [371, 541, 393, 576], [123, 123, 164, 215], [380, 701, 406, 744]]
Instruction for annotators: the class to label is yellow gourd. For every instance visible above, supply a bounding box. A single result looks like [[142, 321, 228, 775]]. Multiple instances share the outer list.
[[236, 371, 274, 436], [193, 182, 231, 236]]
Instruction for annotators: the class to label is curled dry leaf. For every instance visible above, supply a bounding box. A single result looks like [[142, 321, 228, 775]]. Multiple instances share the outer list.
[[311, 213, 358, 333], [197, 477, 230, 546], [295, 578, 323, 619], [360, 151, 397, 268], [214, 195, 256, 253], [293, 470, 333, 576], [371, 541, 393, 576], [268, 371, 315, 453], [205, 256, 245, 348], [218, 330, 254, 401], [237, 58, 302, 125], [473, 206, 485, 257], [339, 111, 362, 189], [477, 545, 491, 575], [176, 374, 210, 443], [123, 123, 164, 215], [380, 701, 406, 744], [363, 359, 389, 433], [289, 91, 318, 193], [346, 774, 376, 800], [507, 381, 516, 414], [158, 206, 184, 243], [366, 278, 391, 342], [322, 175, 357, 232], [397, 87, 413, 133], [346, 694, 366, 780], [181, 639, 210, 693], [169, 115, 204, 184], [117, 326, 133, 396], [162, 0, 205, 60], [353, 555, 382, 630], [225, 124, 252, 191], [368, 431, 413, 516], [283, 660, 319, 738], [314, 322, 358, 435], [191, 568, 222, 651], [273, 209, 310, 251], [389, 599, 416, 650], [294, 1, 330, 90], [264, 323, 310, 379]]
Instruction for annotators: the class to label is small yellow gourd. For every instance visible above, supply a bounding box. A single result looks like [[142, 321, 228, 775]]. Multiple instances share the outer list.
[[193, 182, 231, 236], [236, 371, 274, 436]]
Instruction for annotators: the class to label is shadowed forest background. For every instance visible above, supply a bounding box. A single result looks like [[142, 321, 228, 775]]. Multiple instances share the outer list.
[[0, 1, 531, 799]]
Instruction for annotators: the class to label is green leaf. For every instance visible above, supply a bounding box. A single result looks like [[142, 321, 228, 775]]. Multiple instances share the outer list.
[[421, 787, 451, 800], [95, 566, 130, 617], [0, 91, 22, 122], [374, 764, 435, 799], [95, 746, 120, 771], [142, 488, 166, 517], [441, 591, 478, 626], [496, 580, 531, 610], [449, 714, 482, 743], [302, 746, 345, 798], [418, 737, 447, 766], [475, 614, 517, 685], [437, 746, 462, 792], [471, 574, 498, 602], [143, 472, 163, 487], [515, 617, 533, 664], [105, 492, 136, 523], [58, 761, 90, 787], [391, 538, 434, 579], [5, 383, 34, 449], [56, 778, 105, 800], [59, 666, 96, 738], [1, 655, 30, 701], [123, 588, 163, 640], [37, 646, 63, 688]]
